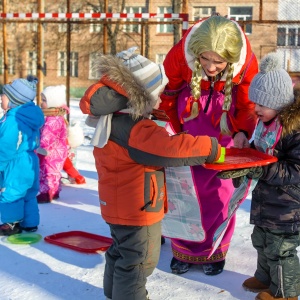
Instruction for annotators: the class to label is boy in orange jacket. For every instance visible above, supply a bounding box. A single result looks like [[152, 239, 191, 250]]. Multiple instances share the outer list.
[[80, 47, 225, 300]]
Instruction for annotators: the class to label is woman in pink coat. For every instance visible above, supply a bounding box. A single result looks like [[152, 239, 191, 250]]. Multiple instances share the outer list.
[[159, 15, 258, 275], [37, 85, 69, 203]]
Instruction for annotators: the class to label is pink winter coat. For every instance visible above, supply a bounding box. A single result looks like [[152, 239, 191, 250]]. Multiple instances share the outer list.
[[38, 116, 68, 198]]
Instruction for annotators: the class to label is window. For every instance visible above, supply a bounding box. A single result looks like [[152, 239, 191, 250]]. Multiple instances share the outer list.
[[58, 51, 78, 77], [58, 7, 67, 33], [288, 28, 296, 46], [193, 6, 216, 22], [157, 7, 173, 33], [89, 52, 101, 79], [0, 52, 3, 75], [229, 7, 253, 34], [0, 52, 14, 75], [70, 6, 80, 32], [58, 6, 79, 33], [277, 28, 286, 46], [28, 51, 37, 75], [58, 52, 66, 76], [90, 9, 102, 33], [8, 51, 15, 75], [26, 23, 38, 32], [26, 6, 38, 32], [277, 26, 300, 47], [123, 7, 146, 33], [156, 53, 166, 64], [70, 52, 78, 77]]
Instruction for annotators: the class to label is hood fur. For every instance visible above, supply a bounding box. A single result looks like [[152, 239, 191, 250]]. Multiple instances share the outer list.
[[279, 83, 300, 137], [94, 54, 156, 120]]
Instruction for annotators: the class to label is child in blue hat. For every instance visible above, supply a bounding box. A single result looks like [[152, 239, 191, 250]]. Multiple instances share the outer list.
[[0, 75, 45, 236]]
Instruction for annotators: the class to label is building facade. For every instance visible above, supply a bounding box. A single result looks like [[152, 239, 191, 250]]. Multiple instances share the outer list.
[[0, 0, 299, 94]]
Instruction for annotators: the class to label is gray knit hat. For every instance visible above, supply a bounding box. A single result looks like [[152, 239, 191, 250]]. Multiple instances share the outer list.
[[116, 47, 168, 101], [249, 52, 294, 110]]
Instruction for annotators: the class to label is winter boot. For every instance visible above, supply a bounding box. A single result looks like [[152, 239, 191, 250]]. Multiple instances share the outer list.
[[21, 226, 38, 232], [52, 192, 60, 200], [37, 192, 51, 203], [242, 277, 269, 293], [0, 222, 22, 236], [202, 260, 225, 275], [255, 289, 298, 300], [170, 257, 191, 274], [105, 289, 150, 300]]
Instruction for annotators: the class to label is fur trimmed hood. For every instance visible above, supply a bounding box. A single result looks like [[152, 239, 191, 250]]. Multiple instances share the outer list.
[[280, 83, 300, 137], [94, 54, 156, 120]]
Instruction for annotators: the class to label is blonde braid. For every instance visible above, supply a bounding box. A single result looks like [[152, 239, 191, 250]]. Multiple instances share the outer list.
[[190, 59, 202, 100], [220, 63, 234, 135], [182, 59, 203, 122]]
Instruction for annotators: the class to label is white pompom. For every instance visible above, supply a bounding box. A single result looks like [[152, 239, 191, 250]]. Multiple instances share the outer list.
[[259, 52, 282, 73], [68, 122, 84, 148]]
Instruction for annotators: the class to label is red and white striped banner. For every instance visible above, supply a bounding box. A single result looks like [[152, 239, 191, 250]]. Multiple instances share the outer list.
[[0, 12, 187, 21], [0, 12, 189, 33]]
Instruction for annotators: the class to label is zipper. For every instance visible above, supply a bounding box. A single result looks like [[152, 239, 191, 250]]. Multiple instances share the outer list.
[[275, 264, 285, 298], [203, 80, 215, 113]]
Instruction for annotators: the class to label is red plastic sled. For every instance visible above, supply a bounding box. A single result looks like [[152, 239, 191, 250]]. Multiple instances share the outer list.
[[44, 231, 113, 253], [204, 148, 278, 171]]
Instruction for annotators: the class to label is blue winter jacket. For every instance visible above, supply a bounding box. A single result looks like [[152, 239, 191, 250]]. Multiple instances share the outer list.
[[0, 102, 44, 171], [0, 102, 44, 224]]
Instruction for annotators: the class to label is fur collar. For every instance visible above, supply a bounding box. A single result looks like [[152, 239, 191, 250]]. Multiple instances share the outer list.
[[279, 98, 300, 138], [95, 55, 155, 120]]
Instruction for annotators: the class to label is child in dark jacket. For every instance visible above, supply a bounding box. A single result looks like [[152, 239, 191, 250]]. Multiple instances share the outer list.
[[80, 47, 225, 300], [0, 75, 44, 236], [220, 53, 300, 300]]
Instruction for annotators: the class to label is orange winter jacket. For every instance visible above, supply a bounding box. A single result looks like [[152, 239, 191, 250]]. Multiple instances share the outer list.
[[80, 54, 222, 226]]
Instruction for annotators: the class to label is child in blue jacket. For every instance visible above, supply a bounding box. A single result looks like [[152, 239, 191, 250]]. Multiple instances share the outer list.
[[0, 75, 45, 236]]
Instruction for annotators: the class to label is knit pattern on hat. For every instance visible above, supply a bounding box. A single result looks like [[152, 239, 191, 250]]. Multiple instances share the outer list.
[[3, 75, 38, 107], [116, 47, 169, 101], [42, 85, 67, 108], [249, 52, 294, 110]]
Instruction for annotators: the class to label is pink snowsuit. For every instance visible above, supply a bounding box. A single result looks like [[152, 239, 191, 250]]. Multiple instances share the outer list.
[[38, 116, 68, 198]]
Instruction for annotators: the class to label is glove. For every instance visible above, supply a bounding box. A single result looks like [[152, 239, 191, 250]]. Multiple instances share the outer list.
[[232, 176, 246, 188], [218, 166, 263, 188], [217, 168, 251, 179], [215, 147, 226, 163], [217, 168, 251, 188], [246, 166, 263, 179]]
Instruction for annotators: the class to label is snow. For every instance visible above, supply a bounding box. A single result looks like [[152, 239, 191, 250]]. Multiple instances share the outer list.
[[1, 100, 299, 300]]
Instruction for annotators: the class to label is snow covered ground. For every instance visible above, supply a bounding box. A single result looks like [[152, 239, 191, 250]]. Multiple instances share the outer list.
[[0, 100, 299, 300]]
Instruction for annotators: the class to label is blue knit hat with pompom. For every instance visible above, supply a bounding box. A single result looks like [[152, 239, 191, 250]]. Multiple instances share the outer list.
[[3, 75, 38, 107]]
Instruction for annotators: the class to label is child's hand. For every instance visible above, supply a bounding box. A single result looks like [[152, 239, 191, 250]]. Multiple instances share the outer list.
[[217, 168, 251, 179], [214, 147, 226, 163], [217, 166, 263, 188], [234, 132, 250, 149]]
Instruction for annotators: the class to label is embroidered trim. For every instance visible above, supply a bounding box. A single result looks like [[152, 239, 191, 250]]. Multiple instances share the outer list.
[[172, 248, 227, 263]]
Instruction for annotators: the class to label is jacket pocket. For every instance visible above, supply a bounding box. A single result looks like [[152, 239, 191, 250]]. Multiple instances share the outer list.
[[142, 169, 165, 212], [279, 184, 300, 204]]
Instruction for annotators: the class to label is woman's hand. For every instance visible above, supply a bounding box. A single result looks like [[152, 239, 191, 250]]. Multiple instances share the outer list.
[[233, 132, 250, 149]]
